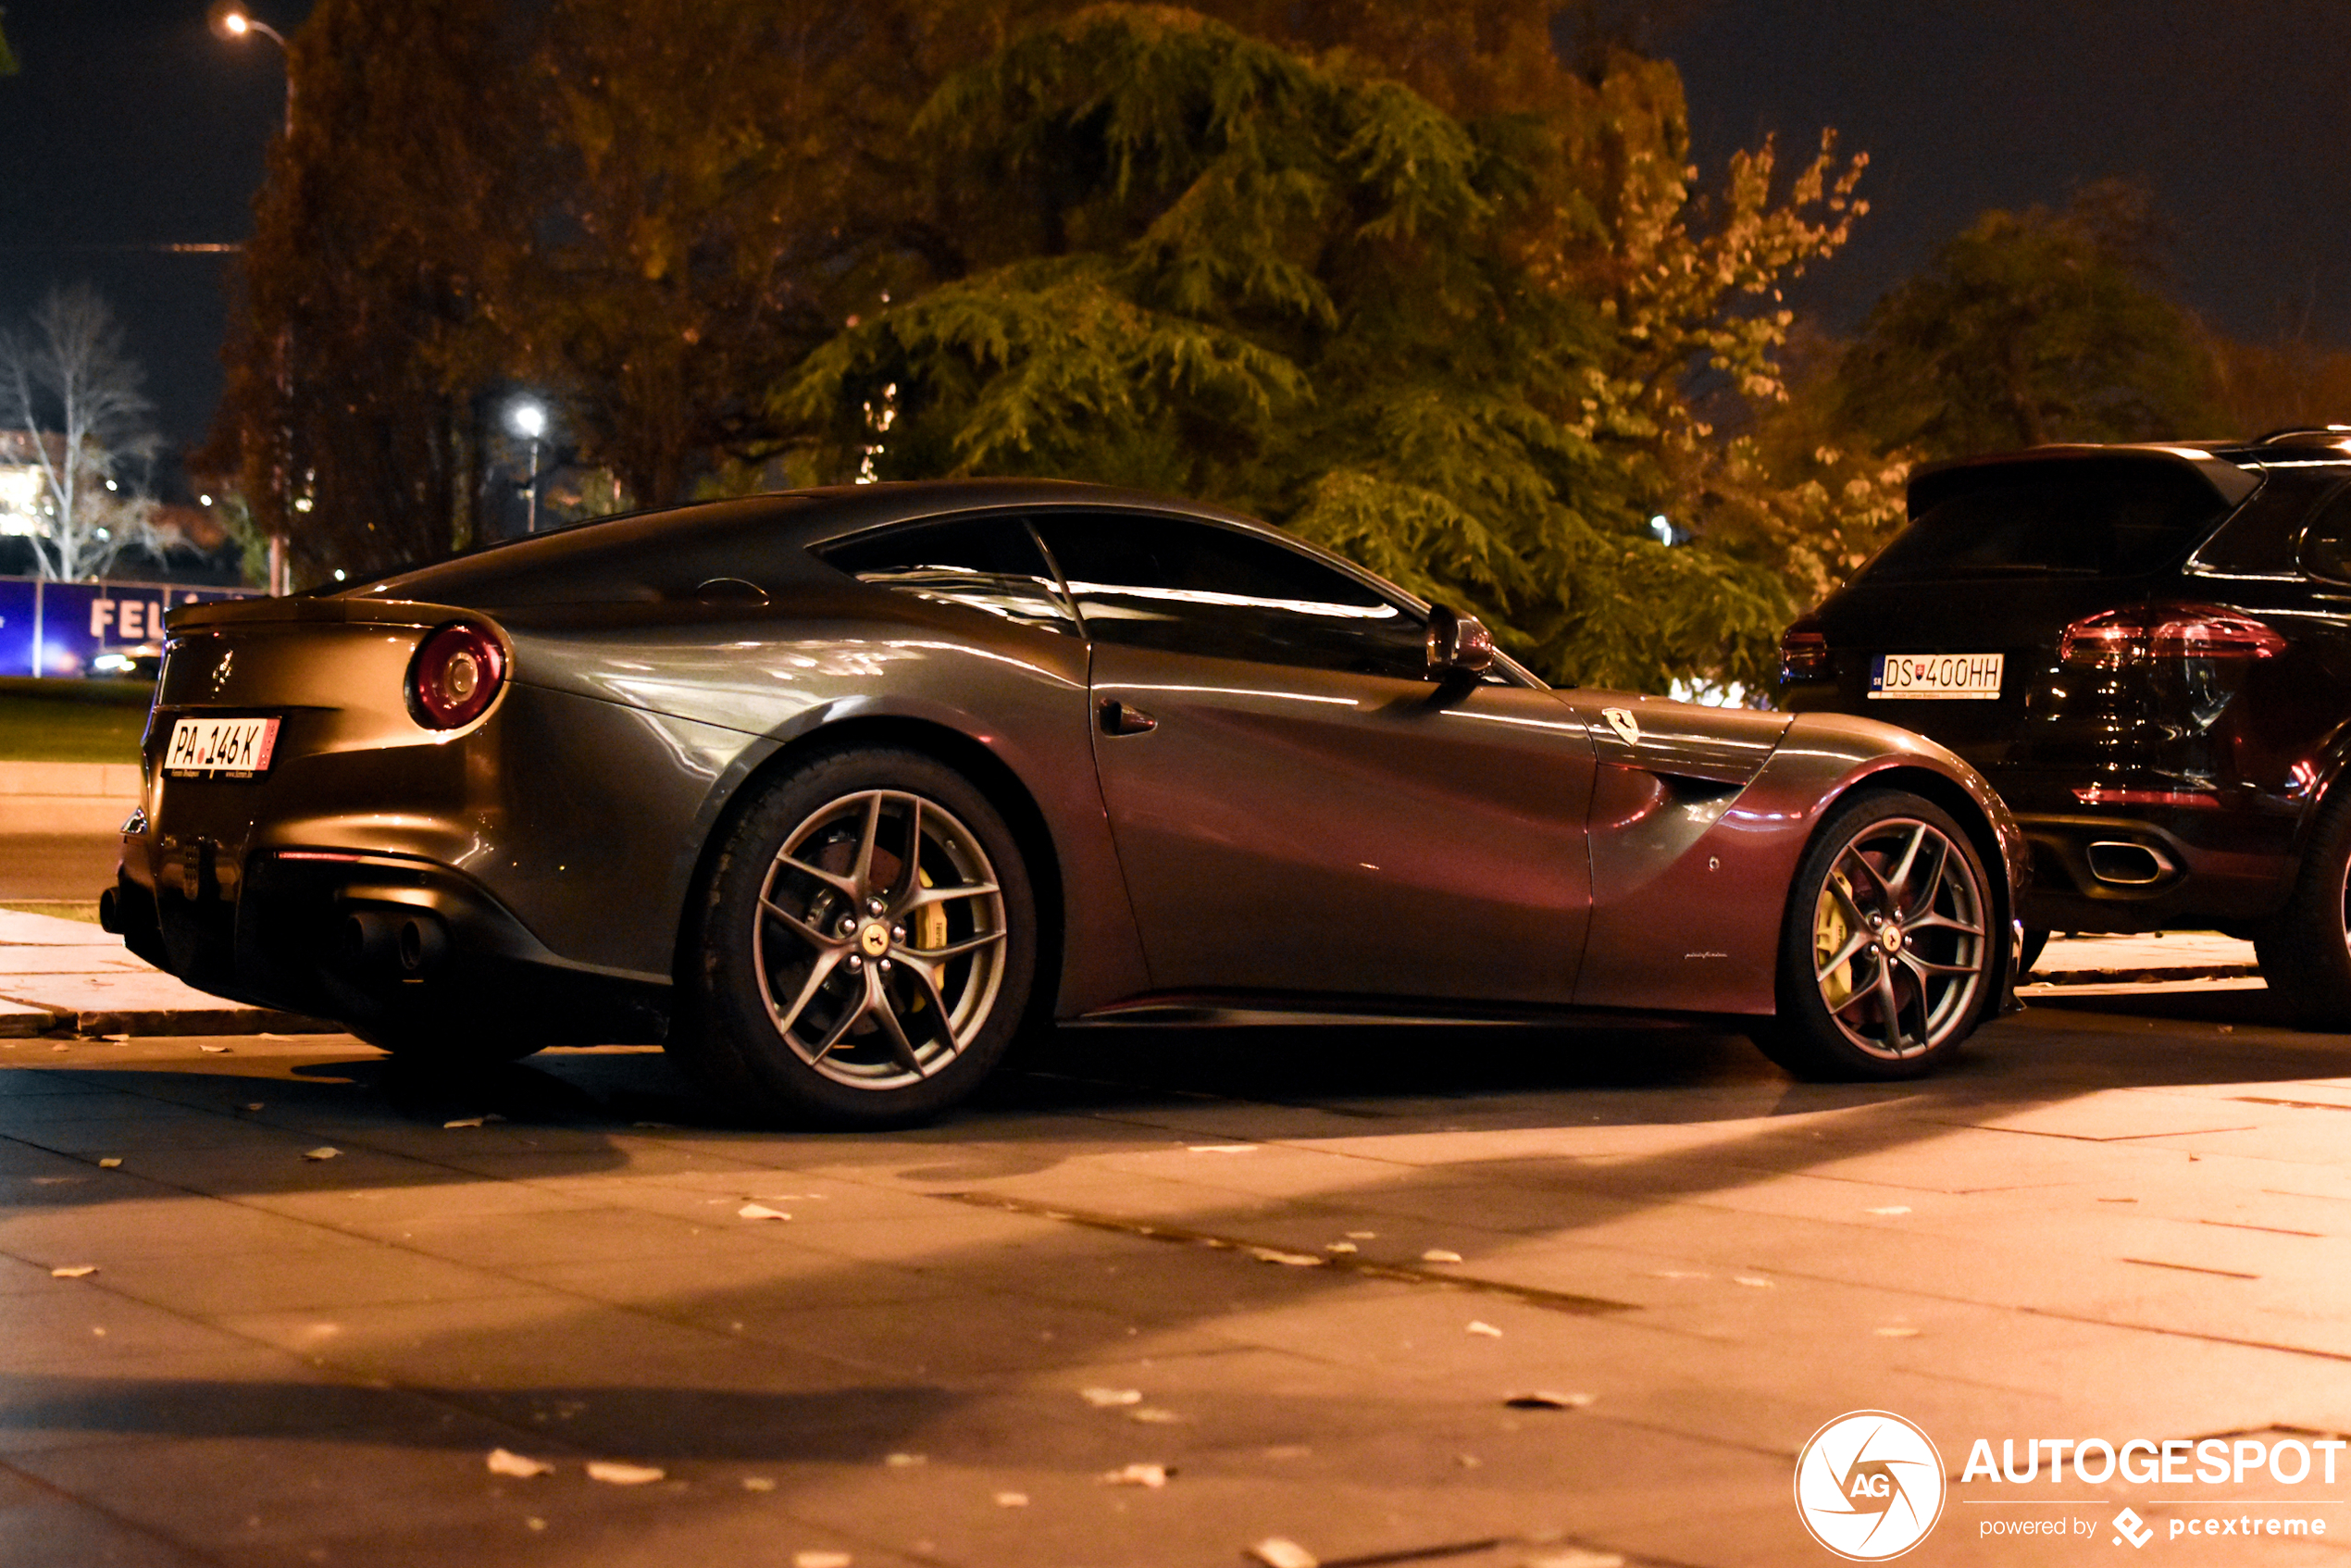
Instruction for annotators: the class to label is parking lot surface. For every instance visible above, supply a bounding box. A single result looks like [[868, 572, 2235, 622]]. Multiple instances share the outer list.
[[5, 991, 2351, 1567]]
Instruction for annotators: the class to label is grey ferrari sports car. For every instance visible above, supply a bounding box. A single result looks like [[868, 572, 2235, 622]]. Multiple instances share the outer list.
[[106, 479, 2024, 1125]]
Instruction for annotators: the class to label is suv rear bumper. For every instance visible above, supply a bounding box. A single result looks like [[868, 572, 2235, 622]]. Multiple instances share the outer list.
[[2013, 807, 2293, 932]]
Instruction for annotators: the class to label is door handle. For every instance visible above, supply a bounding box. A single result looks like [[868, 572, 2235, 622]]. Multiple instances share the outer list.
[[1098, 698, 1158, 736]]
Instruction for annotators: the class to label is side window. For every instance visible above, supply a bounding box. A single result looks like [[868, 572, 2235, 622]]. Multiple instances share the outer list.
[[2300, 486, 2351, 585], [815, 516, 1076, 634], [1032, 512, 1428, 678], [2194, 470, 2326, 576]]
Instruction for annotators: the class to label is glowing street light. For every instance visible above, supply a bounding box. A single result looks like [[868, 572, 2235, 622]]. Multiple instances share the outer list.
[[209, 2, 295, 594], [507, 397, 549, 534]]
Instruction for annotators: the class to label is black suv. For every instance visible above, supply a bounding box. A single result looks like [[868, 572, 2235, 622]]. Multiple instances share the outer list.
[[1778, 430, 2351, 1020]]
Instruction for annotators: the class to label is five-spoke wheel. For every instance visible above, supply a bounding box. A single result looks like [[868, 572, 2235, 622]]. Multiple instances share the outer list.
[[1754, 790, 1995, 1079], [676, 748, 1035, 1126]]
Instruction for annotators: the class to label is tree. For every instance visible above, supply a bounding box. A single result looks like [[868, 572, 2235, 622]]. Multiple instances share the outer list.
[[785, 6, 1862, 691], [0, 284, 161, 580], [1835, 180, 2221, 460], [202, 0, 516, 584]]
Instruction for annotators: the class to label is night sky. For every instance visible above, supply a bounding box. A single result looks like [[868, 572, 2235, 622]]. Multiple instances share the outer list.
[[4, 1, 2346, 484]]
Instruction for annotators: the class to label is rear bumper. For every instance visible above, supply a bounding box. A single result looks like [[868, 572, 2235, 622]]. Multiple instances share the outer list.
[[106, 838, 668, 1048], [2011, 804, 2295, 932]]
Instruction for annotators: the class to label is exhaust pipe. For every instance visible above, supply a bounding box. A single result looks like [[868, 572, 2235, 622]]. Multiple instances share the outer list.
[[396, 915, 448, 977], [2086, 840, 2175, 887]]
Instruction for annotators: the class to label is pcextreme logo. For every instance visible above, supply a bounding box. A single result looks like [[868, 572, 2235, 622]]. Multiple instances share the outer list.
[[1795, 1411, 1947, 1560]]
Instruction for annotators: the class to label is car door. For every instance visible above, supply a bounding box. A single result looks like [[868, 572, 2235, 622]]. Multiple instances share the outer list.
[[1032, 510, 1597, 1006]]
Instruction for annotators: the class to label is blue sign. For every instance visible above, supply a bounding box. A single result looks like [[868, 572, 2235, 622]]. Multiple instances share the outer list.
[[0, 577, 260, 678]]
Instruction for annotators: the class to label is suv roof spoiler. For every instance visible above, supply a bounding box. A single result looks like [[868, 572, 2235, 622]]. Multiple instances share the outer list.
[[1910, 443, 2260, 515]]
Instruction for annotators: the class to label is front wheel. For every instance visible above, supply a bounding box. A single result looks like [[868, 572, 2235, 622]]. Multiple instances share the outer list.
[[1750, 791, 1996, 1081], [672, 747, 1037, 1127]]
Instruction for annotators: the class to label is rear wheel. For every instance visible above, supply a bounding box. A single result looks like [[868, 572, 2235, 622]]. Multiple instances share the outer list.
[[1751, 791, 1996, 1080], [673, 747, 1036, 1127], [2254, 789, 2351, 1027]]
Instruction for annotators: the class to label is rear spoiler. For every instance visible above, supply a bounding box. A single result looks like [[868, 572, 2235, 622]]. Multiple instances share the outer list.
[[1909, 444, 2260, 519]]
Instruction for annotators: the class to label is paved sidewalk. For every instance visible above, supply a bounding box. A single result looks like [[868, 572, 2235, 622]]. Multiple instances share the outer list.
[[0, 909, 329, 1038]]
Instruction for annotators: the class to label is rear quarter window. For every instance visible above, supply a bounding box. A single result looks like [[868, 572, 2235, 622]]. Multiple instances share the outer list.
[[1865, 459, 2235, 582]]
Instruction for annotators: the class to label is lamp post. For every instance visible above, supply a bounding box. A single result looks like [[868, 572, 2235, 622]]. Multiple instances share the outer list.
[[209, 2, 294, 596], [507, 398, 548, 534]]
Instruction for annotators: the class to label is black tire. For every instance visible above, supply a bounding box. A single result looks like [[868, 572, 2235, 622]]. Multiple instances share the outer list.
[[2255, 789, 2351, 1027], [670, 746, 1037, 1127], [1750, 790, 1996, 1081], [2018, 926, 2050, 977]]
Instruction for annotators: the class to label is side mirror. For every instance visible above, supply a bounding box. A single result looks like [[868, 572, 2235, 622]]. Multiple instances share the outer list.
[[1424, 604, 1495, 678]]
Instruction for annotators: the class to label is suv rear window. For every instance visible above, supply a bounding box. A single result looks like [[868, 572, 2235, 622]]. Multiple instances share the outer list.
[[1861, 459, 2234, 583]]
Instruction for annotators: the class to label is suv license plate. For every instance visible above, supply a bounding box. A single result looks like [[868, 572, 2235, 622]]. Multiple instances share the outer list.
[[1870, 653, 2003, 700], [164, 716, 281, 778]]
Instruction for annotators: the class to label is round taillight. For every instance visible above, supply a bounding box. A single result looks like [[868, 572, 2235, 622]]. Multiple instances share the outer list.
[[410, 621, 506, 728]]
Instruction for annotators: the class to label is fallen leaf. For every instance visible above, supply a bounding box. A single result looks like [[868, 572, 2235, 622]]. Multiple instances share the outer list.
[[1455, 1453, 1481, 1469], [102, 1033, 129, 1041], [1873, 1325, 1922, 1338], [737, 1203, 791, 1221], [1865, 1205, 1911, 1216], [486, 1448, 553, 1478], [96, 1158, 120, 1169], [741, 1476, 776, 1491], [50, 1265, 96, 1279], [1324, 1241, 1358, 1254], [1733, 1276, 1773, 1288], [525, 1517, 546, 1532], [1250, 1248, 1324, 1267], [1080, 1388, 1142, 1408], [1466, 1321, 1503, 1338], [793, 1553, 852, 1568], [994, 1491, 1029, 1507], [1421, 1249, 1463, 1263], [883, 1452, 927, 1468], [585, 1461, 665, 1486], [1101, 1462, 1169, 1487], [198, 1044, 230, 1053], [1504, 1390, 1594, 1410], [1645, 1269, 1709, 1279], [302, 1147, 340, 1162], [50, 1043, 67, 1052], [442, 1117, 487, 1129], [1250, 1537, 1319, 1568], [1524, 1550, 1625, 1568], [243, 1103, 264, 1113], [1346, 1230, 1376, 1239], [1130, 1407, 1182, 1425]]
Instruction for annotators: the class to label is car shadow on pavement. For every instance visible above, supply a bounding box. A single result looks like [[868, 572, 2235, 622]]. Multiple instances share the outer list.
[[6, 995, 2351, 1515]]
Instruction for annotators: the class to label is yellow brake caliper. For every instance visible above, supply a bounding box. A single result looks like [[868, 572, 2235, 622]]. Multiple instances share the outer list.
[[1817, 872, 1856, 1008]]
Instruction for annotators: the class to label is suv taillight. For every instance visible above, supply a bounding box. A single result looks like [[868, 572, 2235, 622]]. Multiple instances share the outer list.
[[409, 621, 507, 728], [1779, 622, 1830, 682], [2059, 605, 2285, 669]]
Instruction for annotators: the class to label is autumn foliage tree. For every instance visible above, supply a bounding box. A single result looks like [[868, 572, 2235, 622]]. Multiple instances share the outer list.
[[785, 6, 1866, 689]]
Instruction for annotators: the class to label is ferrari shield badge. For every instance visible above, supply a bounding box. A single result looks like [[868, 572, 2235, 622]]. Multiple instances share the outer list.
[[1602, 706, 1640, 746]]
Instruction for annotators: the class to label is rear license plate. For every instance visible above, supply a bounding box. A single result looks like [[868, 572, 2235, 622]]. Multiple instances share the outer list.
[[1870, 653, 2003, 700], [164, 716, 280, 778]]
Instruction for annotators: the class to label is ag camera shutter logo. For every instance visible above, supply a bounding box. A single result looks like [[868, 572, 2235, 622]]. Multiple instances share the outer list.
[[1795, 1411, 1946, 1560]]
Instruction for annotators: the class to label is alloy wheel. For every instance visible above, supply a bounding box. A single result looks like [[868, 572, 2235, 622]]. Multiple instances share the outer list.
[[1810, 816, 1989, 1060], [752, 789, 1008, 1089]]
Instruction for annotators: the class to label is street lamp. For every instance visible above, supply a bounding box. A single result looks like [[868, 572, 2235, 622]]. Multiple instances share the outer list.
[[209, 2, 295, 596], [507, 397, 548, 534]]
